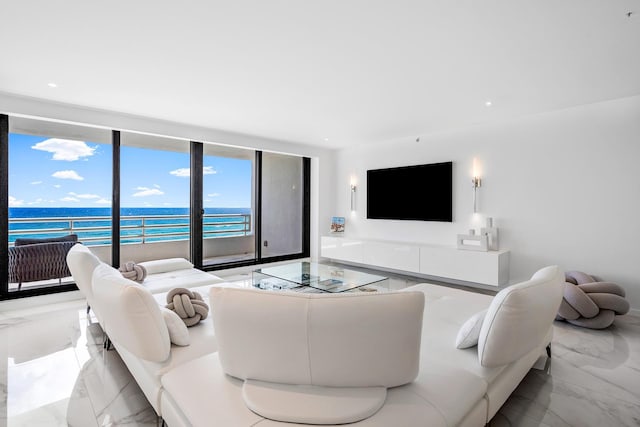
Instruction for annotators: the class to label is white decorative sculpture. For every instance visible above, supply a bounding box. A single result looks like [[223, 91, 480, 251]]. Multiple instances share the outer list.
[[457, 229, 488, 251], [481, 217, 499, 250]]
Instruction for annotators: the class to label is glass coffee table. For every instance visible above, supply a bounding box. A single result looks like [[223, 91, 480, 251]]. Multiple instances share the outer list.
[[252, 262, 388, 293]]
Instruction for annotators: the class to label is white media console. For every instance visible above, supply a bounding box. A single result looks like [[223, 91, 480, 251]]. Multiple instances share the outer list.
[[320, 236, 510, 287]]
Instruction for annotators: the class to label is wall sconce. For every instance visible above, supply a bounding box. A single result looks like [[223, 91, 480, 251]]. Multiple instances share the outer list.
[[350, 184, 357, 211], [472, 176, 481, 212], [472, 158, 482, 213]]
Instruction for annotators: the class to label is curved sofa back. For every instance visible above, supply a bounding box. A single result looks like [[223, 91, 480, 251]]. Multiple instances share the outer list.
[[478, 265, 564, 368], [210, 287, 425, 388], [67, 243, 103, 305], [92, 263, 171, 363]]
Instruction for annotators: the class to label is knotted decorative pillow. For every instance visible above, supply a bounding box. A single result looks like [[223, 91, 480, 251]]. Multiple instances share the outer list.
[[165, 287, 209, 327], [556, 271, 630, 329], [119, 261, 147, 283]]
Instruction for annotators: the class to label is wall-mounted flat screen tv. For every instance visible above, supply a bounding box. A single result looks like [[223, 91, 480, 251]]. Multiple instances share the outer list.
[[367, 161, 452, 222]]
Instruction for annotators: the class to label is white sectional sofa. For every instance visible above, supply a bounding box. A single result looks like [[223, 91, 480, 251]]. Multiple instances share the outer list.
[[76, 246, 563, 427]]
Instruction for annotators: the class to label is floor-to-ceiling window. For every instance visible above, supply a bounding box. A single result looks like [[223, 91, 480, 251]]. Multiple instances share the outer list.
[[119, 132, 191, 264], [202, 143, 255, 268], [3, 116, 112, 296]]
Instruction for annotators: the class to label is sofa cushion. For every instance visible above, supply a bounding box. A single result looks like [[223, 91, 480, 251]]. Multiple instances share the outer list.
[[455, 309, 487, 349], [141, 268, 224, 293], [478, 265, 563, 368], [92, 264, 171, 363], [161, 307, 190, 346], [211, 287, 425, 387]]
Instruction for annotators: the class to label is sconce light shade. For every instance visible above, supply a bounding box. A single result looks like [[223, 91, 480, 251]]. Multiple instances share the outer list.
[[350, 184, 357, 211]]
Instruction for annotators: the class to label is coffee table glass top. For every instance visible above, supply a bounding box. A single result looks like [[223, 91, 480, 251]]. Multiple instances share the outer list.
[[252, 262, 388, 293]]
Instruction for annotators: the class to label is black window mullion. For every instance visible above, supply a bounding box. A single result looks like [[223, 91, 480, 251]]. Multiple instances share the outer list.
[[0, 115, 9, 298], [255, 151, 262, 261], [302, 157, 310, 257], [190, 141, 203, 268], [112, 130, 120, 268]]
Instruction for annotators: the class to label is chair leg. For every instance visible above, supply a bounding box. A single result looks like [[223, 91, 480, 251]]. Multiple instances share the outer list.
[[18, 282, 22, 291], [546, 344, 551, 358], [103, 335, 112, 350]]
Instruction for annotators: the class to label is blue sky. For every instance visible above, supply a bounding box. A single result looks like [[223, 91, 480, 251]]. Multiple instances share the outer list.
[[8, 134, 252, 208]]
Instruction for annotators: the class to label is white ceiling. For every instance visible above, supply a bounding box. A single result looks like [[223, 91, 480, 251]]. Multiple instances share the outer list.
[[1, 1, 639, 150]]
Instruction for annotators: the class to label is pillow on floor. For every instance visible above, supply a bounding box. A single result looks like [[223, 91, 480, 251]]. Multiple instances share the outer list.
[[456, 309, 487, 349], [160, 307, 190, 346]]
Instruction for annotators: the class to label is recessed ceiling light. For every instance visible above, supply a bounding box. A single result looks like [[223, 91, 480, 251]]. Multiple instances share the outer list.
[[324, 138, 329, 142], [485, 100, 492, 107], [48, 83, 58, 88]]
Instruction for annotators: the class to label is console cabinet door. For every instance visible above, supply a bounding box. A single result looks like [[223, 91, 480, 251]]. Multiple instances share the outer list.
[[320, 236, 363, 263], [363, 241, 420, 273]]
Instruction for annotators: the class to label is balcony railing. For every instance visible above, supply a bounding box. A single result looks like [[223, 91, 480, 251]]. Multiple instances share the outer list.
[[8, 213, 252, 246]]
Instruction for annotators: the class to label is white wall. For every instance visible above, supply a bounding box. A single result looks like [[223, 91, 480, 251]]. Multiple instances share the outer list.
[[333, 95, 640, 311]]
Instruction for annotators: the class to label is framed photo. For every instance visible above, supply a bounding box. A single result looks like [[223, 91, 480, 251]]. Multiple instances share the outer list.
[[330, 216, 345, 233]]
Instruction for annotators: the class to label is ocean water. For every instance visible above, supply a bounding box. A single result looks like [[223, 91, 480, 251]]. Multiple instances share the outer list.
[[9, 207, 252, 245]]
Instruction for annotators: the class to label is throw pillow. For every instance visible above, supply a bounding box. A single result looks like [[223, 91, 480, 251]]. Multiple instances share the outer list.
[[160, 307, 190, 346], [119, 261, 147, 283], [455, 309, 488, 349]]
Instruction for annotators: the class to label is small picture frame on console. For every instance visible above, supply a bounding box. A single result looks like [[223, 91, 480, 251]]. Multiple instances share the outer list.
[[330, 216, 345, 233]]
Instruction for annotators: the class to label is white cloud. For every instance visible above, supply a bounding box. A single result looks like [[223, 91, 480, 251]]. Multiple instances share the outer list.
[[31, 181, 43, 185], [53, 184, 62, 188], [52, 170, 84, 181], [60, 196, 79, 202], [169, 166, 216, 177], [170, 168, 190, 177], [9, 196, 24, 207], [207, 193, 221, 197], [32, 138, 96, 161], [27, 198, 45, 205], [68, 192, 100, 199], [95, 198, 110, 205], [133, 186, 164, 197], [154, 184, 161, 188]]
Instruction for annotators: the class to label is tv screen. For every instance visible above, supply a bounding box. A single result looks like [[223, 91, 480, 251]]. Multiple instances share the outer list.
[[367, 161, 452, 222]]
